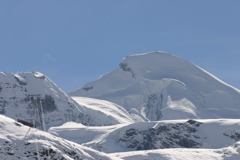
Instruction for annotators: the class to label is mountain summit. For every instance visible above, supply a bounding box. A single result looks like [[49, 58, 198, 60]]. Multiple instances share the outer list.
[[70, 51, 240, 121]]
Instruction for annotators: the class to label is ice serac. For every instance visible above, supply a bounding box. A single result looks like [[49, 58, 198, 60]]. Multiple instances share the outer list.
[[0, 72, 134, 129], [70, 51, 240, 121]]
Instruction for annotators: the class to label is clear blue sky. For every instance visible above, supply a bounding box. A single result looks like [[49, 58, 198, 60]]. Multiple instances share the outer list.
[[1, 0, 240, 92]]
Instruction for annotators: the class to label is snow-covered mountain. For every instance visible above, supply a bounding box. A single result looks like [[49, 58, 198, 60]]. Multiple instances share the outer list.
[[0, 72, 135, 129], [0, 115, 116, 160], [2, 51, 240, 160], [70, 51, 240, 121]]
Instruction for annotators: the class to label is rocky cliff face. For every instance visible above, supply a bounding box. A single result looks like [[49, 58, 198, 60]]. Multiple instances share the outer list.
[[119, 120, 203, 150]]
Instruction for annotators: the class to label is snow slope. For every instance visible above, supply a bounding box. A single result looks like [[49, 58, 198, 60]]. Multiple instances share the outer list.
[[72, 97, 137, 124], [0, 72, 135, 129], [110, 143, 240, 160], [70, 51, 240, 121], [0, 115, 116, 160], [49, 121, 126, 147]]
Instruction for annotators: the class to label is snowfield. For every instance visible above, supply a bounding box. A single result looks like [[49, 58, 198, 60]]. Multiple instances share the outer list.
[[110, 143, 240, 160]]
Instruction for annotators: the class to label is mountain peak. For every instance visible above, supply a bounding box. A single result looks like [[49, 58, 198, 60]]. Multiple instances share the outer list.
[[124, 51, 169, 57], [70, 51, 240, 121], [119, 51, 195, 81], [122, 51, 179, 64]]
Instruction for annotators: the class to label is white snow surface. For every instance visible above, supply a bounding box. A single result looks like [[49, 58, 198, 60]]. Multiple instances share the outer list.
[[110, 143, 240, 160], [72, 97, 136, 125], [70, 51, 240, 121]]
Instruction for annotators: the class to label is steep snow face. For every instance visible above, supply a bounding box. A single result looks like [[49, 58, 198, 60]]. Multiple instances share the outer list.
[[0, 72, 134, 129], [72, 97, 138, 124], [70, 51, 240, 120], [0, 115, 114, 160]]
